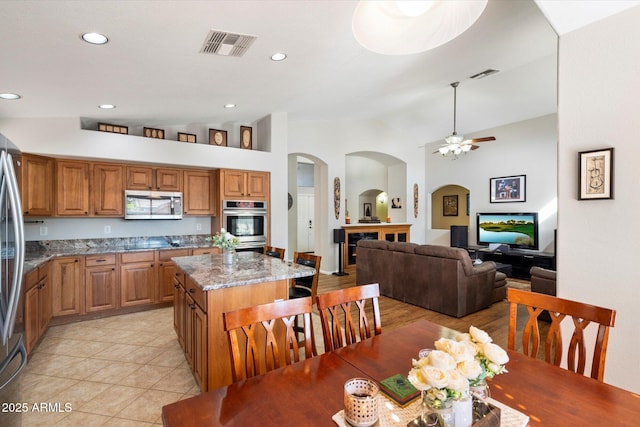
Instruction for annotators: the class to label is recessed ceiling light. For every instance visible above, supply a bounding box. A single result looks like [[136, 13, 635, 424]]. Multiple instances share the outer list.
[[270, 52, 287, 61], [81, 32, 109, 45], [0, 93, 21, 100], [224, 103, 236, 109], [98, 104, 116, 109]]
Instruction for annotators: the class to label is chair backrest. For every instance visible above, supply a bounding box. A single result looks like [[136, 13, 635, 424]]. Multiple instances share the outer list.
[[291, 252, 321, 298], [223, 297, 314, 382], [316, 283, 382, 352], [507, 288, 616, 382], [264, 245, 285, 260]]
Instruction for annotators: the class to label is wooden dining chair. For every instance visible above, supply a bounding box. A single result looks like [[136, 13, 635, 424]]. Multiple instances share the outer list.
[[316, 283, 382, 352], [507, 288, 616, 382], [263, 245, 285, 260], [289, 252, 322, 354], [223, 297, 314, 382]]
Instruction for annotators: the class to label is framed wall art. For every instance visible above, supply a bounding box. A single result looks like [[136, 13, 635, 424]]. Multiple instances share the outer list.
[[363, 203, 372, 217], [144, 127, 165, 139], [490, 174, 526, 203], [98, 122, 128, 134], [443, 195, 458, 216], [240, 126, 252, 149], [209, 129, 227, 146], [177, 132, 196, 143], [579, 148, 614, 200]]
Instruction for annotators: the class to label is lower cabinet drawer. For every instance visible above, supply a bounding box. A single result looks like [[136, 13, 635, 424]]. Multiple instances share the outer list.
[[86, 254, 117, 267]]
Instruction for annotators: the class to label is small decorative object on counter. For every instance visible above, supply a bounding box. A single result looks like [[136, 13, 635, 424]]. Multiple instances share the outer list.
[[208, 228, 239, 265]]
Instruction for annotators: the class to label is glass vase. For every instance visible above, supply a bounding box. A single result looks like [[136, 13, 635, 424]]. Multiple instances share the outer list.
[[222, 248, 237, 265], [470, 379, 490, 400], [453, 391, 473, 427], [422, 393, 455, 427]]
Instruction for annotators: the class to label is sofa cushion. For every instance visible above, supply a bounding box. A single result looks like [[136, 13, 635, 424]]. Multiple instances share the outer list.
[[415, 245, 475, 275], [388, 242, 418, 253], [357, 239, 389, 250]]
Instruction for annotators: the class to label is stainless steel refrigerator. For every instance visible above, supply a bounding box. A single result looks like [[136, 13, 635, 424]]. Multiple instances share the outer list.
[[0, 133, 25, 390]]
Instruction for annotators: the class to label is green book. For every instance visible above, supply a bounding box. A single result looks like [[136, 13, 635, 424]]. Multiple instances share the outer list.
[[379, 374, 421, 407]]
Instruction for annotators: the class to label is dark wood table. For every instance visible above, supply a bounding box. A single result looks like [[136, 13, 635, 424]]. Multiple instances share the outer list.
[[162, 319, 640, 426]]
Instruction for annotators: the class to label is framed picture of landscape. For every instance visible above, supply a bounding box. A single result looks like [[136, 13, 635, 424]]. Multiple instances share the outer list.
[[490, 175, 526, 203], [579, 148, 614, 200]]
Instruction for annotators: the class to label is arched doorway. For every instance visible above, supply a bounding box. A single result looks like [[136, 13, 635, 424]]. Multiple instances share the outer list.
[[431, 184, 470, 230]]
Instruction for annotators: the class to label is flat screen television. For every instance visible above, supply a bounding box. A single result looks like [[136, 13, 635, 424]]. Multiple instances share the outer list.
[[476, 212, 539, 250]]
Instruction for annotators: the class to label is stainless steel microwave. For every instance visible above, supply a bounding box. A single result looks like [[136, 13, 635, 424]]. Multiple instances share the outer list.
[[124, 190, 183, 219]]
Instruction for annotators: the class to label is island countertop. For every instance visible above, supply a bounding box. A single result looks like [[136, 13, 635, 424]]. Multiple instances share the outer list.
[[172, 251, 316, 291]]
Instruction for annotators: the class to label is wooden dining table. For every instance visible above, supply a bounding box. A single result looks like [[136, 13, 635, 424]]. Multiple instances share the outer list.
[[161, 319, 640, 426]]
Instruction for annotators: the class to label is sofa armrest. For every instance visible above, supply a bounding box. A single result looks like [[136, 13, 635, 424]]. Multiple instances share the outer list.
[[471, 260, 496, 275]]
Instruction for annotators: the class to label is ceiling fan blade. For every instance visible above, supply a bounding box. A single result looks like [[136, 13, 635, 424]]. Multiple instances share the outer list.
[[467, 136, 495, 143], [470, 145, 481, 150]]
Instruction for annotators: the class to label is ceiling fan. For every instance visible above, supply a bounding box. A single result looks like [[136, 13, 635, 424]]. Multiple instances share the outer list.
[[434, 81, 495, 157]]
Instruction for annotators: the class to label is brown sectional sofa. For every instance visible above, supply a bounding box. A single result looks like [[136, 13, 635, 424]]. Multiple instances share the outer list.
[[356, 240, 503, 318]]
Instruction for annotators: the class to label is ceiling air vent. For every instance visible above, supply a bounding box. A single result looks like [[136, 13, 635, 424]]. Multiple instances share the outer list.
[[469, 69, 500, 80], [199, 30, 257, 57]]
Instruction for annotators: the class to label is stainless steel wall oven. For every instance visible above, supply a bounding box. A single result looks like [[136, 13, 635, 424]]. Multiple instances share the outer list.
[[221, 200, 267, 249]]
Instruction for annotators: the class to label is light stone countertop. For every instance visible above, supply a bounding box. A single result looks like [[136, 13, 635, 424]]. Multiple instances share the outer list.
[[172, 251, 316, 291]]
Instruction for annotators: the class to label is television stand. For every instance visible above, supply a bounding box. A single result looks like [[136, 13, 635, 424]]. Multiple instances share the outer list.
[[465, 246, 555, 279]]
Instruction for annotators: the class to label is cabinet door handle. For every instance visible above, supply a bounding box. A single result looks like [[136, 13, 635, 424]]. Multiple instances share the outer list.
[[96, 259, 107, 263], [188, 288, 195, 294], [189, 304, 195, 310], [150, 264, 154, 267], [174, 284, 180, 289]]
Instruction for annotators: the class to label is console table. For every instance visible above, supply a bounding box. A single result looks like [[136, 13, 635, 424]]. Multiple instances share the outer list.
[[342, 223, 411, 266], [465, 246, 555, 279]]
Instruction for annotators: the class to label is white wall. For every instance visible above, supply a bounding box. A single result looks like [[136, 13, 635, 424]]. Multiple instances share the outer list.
[[425, 114, 558, 252], [345, 156, 387, 219], [288, 119, 426, 272], [558, 6, 640, 392]]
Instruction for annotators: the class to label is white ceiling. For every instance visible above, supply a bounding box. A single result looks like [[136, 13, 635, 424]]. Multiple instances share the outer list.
[[0, 1, 633, 146]]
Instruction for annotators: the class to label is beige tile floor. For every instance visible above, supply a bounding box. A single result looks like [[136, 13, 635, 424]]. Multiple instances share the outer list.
[[0, 307, 199, 426]]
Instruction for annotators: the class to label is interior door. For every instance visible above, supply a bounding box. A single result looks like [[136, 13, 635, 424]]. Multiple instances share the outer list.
[[296, 194, 314, 252]]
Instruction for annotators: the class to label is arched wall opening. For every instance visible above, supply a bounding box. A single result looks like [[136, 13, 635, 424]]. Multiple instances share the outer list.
[[287, 153, 328, 261], [345, 151, 406, 224]]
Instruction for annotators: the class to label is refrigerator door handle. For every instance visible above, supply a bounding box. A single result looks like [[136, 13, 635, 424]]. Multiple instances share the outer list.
[[0, 151, 25, 346]]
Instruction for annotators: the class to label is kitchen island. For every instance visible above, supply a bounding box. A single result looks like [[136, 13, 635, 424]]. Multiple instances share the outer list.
[[171, 251, 316, 391]]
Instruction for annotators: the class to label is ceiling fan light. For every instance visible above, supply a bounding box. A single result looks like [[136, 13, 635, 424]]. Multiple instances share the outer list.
[[462, 144, 472, 152], [445, 134, 464, 145], [438, 146, 449, 155], [352, 0, 488, 55]]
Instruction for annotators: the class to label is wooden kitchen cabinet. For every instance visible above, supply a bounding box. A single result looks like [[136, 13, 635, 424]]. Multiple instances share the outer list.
[[24, 261, 51, 354], [183, 169, 215, 215], [173, 271, 186, 350], [120, 251, 157, 307], [51, 256, 83, 316], [85, 254, 119, 313], [20, 154, 54, 216], [93, 163, 124, 216], [55, 160, 90, 216], [219, 169, 269, 200], [173, 273, 207, 390], [126, 166, 182, 191], [188, 295, 207, 390], [158, 249, 189, 303]]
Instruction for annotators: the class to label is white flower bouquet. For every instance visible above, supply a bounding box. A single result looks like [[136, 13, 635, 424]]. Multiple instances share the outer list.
[[207, 228, 239, 250], [408, 350, 469, 409], [409, 326, 509, 408]]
